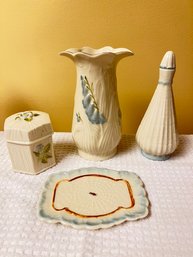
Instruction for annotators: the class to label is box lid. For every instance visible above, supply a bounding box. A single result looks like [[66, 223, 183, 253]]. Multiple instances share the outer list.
[[4, 111, 54, 144]]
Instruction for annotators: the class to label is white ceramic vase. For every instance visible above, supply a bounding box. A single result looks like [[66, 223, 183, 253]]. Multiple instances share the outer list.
[[136, 51, 178, 161], [60, 46, 133, 161]]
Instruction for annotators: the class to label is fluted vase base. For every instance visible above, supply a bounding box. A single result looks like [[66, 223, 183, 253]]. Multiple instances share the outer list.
[[141, 150, 170, 161], [78, 148, 117, 161]]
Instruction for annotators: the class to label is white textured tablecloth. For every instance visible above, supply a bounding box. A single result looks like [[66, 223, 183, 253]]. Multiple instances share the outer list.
[[0, 132, 193, 257]]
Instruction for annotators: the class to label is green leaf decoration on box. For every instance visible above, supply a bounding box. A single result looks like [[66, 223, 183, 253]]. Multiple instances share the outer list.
[[81, 75, 106, 124], [33, 143, 52, 163], [15, 111, 40, 122]]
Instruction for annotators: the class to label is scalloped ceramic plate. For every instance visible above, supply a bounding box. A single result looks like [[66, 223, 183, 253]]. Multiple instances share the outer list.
[[38, 167, 149, 230]]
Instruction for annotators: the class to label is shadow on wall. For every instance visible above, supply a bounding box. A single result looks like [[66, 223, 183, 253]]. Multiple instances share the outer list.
[[121, 92, 150, 134]]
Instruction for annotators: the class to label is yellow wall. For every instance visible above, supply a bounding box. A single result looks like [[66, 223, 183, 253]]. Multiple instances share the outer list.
[[1, 0, 193, 133]]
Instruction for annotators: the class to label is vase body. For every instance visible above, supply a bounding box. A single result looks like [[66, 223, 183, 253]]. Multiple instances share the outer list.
[[136, 51, 178, 161], [60, 47, 133, 161]]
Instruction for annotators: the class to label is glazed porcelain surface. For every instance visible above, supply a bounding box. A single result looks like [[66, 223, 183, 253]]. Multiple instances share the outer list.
[[38, 167, 149, 230], [4, 111, 56, 174], [60, 47, 133, 161], [136, 51, 178, 160]]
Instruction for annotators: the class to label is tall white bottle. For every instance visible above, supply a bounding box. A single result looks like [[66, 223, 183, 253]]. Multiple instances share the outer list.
[[136, 51, 178, 161]]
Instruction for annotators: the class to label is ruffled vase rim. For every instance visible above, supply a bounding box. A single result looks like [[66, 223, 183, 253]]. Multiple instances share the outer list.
[[59, 46, 133, 58]]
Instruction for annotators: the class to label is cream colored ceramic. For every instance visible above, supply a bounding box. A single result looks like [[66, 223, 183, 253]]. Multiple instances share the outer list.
[[136, 51, 178, 160], [60, 46, 133, 161], [38, 167, 149, 230], [4, 111, 56, 174]]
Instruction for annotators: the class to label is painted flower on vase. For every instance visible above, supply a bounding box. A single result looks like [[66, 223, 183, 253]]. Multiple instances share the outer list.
[[76, 112, 82, 122], [81, 76, 106, 125]]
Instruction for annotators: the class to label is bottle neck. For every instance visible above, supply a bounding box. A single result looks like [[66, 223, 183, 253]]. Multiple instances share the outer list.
[[158, 67, 175, 86]]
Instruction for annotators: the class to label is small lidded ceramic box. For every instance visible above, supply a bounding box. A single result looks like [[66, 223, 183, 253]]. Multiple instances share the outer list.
[[4, 111, 56, 175]]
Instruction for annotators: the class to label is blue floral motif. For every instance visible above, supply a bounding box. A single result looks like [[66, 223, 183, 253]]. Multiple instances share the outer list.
[[81, 76, 106, 124]]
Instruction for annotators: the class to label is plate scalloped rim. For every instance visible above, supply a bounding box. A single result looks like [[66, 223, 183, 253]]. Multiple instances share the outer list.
[[38, 167, 149, 230]]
